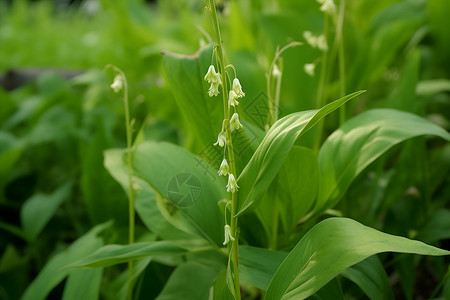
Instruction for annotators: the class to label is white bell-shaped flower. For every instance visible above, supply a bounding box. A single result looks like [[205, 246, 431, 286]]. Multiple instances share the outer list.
[[218, 159, 229, 176], [214, 131, 227, 147], [229, 90, 239, 107], [230, 113, 243, 132], [226, 174, 239, 193], [232, 78, 245, 98]]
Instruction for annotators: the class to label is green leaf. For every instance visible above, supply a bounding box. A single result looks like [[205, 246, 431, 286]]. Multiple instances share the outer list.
[[341, 256, 394, 300], [156, 263, 221, 300], [68, 240, 208, 268], [162, 46, 222, 153], [20, 180, 73, 241], [62, 268, 103, 300], [316, 108, 450, 213], [132, 141, 226, 246], [104, 149, 195, 241], [277, 146, 319, 233], [237, 91, 365, 215], [21, 222, 110, 300], [265, 217, 449, 300], [213, 269, 234, 300], [239, 246, 287, 291]]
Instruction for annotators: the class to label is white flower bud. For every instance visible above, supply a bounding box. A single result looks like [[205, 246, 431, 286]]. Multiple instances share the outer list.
[[317, 34, 328, 51], [304, 63, 316, 77], [303, 31, 318, 48], [110, 75, 123, 93], [320, 0, 336, 15], [223, 224, 235, 245]]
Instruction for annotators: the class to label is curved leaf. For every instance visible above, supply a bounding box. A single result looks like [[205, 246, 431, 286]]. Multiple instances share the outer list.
[[236, 91, 365, 215], [132, 141, 226, 246], [21, 222, 110, 300], [265, 218, 449, 300], [68, 240, 209, 268], [316, 109, 450, 213]]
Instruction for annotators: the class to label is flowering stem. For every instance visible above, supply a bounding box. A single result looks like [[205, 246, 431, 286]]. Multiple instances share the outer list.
[[313, 14, 330, 153], [337, 0, 347, 125], [208, 1, 241, 298], [108, 65, 135, 300]]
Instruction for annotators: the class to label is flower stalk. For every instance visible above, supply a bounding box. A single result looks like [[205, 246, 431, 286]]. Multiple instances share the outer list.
[[107, 65, 135, 300], [207, 1, 241, 298]]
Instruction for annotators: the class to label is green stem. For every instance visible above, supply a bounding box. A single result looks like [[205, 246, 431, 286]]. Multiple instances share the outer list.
[[208, 1, 241, 298], [110, 66, 135, 300], [337, 0, 347, 125], [313, 15, 329, 153]]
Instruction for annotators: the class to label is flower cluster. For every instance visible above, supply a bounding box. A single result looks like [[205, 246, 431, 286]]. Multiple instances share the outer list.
[[205, 64, 246, 245]]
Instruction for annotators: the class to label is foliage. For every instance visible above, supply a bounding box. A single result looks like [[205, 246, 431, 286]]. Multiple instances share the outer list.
[[1, 0, 449, 299]]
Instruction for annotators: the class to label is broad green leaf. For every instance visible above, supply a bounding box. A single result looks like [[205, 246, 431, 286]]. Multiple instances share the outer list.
[[20, 180, 73, 241], [265, 218, 449, 300], [156, 262, 221, 300], [341, 256, 394, 300], [69, 240, 209, 268], [162, 46, 222, 153], [132, 141, 226, 246], [21, 222, 110, 300], [236, 91, 365, 215], [81, 117, 127, 225], [316, 109, 450, 213], [239, 246, 287, 291], [277, 146, 319, 233], [104, 149, 195, 241], [62, 268, 103, 300]]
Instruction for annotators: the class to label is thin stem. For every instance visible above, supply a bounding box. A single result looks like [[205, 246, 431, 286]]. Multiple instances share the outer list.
[[313, 14, 330, 153], [208, 1, 241, 299], [337, 0, 347, 125], [108, 65, 135, 300]]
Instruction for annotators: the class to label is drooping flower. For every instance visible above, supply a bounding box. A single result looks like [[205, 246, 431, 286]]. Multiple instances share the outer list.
[[110, 75, 123, 93], [218, 159, 229, 176], [320, 0, 336, 15], [317, 34, 328, 51], [272, 64, 282, 78], [229, 90, 239, 107], [223, 224, 235, 245], [214, 131, 227, 147], [208, 81, 221, 97], [226, 174, 239, 193], [304, 63, 316, 77], [204, 65, 222, 97], [232, 78, 245, 98], [230, 113, 243, 132], [303, 31, 317, 48]]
